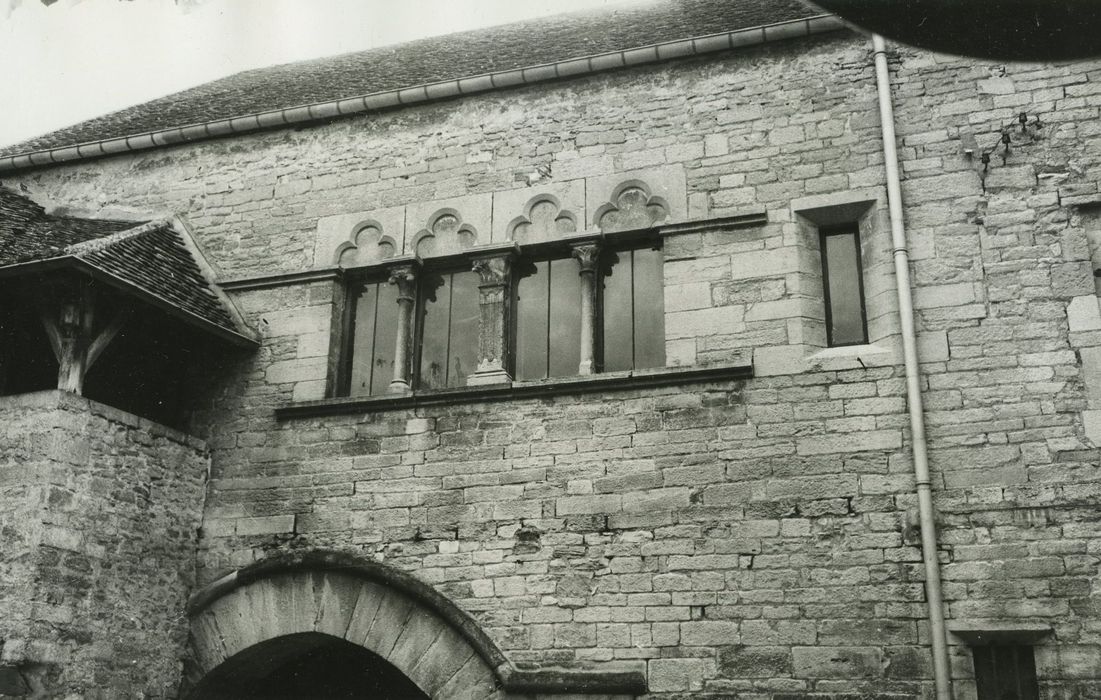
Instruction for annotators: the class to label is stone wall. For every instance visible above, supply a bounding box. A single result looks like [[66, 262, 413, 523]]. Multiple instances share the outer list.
[[7, 30, 1101, 697], [886, 48, 1101, 699], [0, 391, 208, 698]]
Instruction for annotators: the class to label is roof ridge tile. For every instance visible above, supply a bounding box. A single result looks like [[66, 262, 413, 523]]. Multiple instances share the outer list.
[[65, 219, 164, 256]]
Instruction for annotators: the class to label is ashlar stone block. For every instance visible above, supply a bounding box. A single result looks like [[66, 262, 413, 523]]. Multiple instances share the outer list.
[[1067, 295, 1101, 332]]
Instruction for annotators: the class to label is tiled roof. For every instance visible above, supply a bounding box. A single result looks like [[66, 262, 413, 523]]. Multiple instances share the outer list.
[[0, 186, 134, 263], [0, 187, 249, 342], [0, 0, 818, 158]]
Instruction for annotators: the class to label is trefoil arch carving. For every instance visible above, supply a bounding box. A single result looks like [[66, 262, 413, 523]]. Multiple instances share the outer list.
[[412, 208, 478, 258], [507, 195, 578, 244], [594, 180, 669, 232], [335, 219, 399, 267]]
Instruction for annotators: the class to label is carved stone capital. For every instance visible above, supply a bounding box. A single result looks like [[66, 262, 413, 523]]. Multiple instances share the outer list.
[[570, 243, 601, 273], [388, 264, 418, 301], [471, 255, 512, 287]]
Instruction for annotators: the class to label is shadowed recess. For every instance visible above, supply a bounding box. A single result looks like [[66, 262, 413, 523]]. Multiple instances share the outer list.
[[189, 632, 429, 700]]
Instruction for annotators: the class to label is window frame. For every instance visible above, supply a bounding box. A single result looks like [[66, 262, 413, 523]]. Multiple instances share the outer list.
[[336, 268, 405, 398], [509, 230, 663, 381], [412, 260, 482, 391], [819, 223, 869, 347], [510, 249, 584, 382], [597, 237, 665, 374], [333, 228, 666, 398], [972, 644, 1040, 700]]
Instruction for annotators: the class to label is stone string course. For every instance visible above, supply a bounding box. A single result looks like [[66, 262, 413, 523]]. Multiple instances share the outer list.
[[6, 33, 1101, 697]]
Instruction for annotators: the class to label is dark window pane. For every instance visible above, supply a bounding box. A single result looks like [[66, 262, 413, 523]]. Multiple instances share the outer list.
[[633, 247, 665, 369], [1015, 646, 1038, 699], [448, 271, 480, 386], [419, 271, 481, 389], [602, 251, 634, 373], [974, 646, 1039, 700], [349, 281, 398, 396], [419, 273, 451, 390], [516, 261, 549, 380], [973, 647, 998, 700], [348, 284, 380, 397], [548, 257, 581, 378], [372, 282, 399, 394], [823, 230, 866, 346], [603, 247, 665, 372]]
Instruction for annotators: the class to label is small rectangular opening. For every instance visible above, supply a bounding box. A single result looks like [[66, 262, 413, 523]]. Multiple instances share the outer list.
[[973, 645, 1039, 700], [820, 224, 868, 347]]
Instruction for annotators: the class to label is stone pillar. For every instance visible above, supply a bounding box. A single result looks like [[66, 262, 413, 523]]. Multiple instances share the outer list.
[[387, 264, 417, 394], [468, 253, 513, 386], [571, 243, 600, 375]]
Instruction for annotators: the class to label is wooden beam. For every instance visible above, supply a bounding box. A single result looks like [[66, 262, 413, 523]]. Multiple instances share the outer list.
[[85, 307, 131, 370], [49, 282, 91, 395], [56, 302, 85, 394], [38, 308, 63, 362]]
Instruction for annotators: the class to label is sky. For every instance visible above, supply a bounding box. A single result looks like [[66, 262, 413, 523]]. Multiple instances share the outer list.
[[0, 0, 632, 149]]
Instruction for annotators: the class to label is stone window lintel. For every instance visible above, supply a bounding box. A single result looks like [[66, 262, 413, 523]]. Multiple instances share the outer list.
[[947, 621, 1053, 645]]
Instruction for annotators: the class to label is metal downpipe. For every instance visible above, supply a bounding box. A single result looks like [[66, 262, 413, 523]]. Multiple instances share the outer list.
[[871, 34, 952, 699]]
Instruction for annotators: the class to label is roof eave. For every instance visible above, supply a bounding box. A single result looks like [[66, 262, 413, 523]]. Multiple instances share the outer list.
[[0, 14, 846, 174], [0, 256, 259, 348]]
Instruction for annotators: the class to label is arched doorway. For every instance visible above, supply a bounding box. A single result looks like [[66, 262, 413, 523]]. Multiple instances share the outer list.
[[184, 562, 504, 699], [189, 632, 429, 699], [183, 551, 647, 699]]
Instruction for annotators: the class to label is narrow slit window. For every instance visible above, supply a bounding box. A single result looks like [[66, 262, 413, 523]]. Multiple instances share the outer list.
[[821, 225, 868, 346], [973, 645, 1039, 700]]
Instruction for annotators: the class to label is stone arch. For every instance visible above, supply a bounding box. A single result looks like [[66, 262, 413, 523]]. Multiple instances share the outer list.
[[183, 551, 505, 699], [593, 179, 669, 232], [183, 550, 647, 699]]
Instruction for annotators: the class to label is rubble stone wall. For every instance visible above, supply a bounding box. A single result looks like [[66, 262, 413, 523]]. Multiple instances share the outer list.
[[0, 391, 208, 699]]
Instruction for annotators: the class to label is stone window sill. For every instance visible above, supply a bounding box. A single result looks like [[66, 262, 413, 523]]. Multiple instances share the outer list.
[[276, 360, 752, 419], [808, 343, 892, 360]]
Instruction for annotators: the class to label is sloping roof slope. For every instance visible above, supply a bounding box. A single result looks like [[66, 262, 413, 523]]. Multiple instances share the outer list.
[[0, 187, 250, 343], [0, 0, 818, 158], [0, 187, 134, 263]]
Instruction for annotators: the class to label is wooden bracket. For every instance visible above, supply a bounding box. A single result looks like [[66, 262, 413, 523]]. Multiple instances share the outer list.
[[39, 308, 63, 363], [86, 307, 132, 370]]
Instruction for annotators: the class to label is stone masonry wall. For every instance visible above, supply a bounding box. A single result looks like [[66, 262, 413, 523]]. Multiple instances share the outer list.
[[889, 47, 1101, 699], [0, 391, 208, 698], [7, 30, 1101, 698]]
